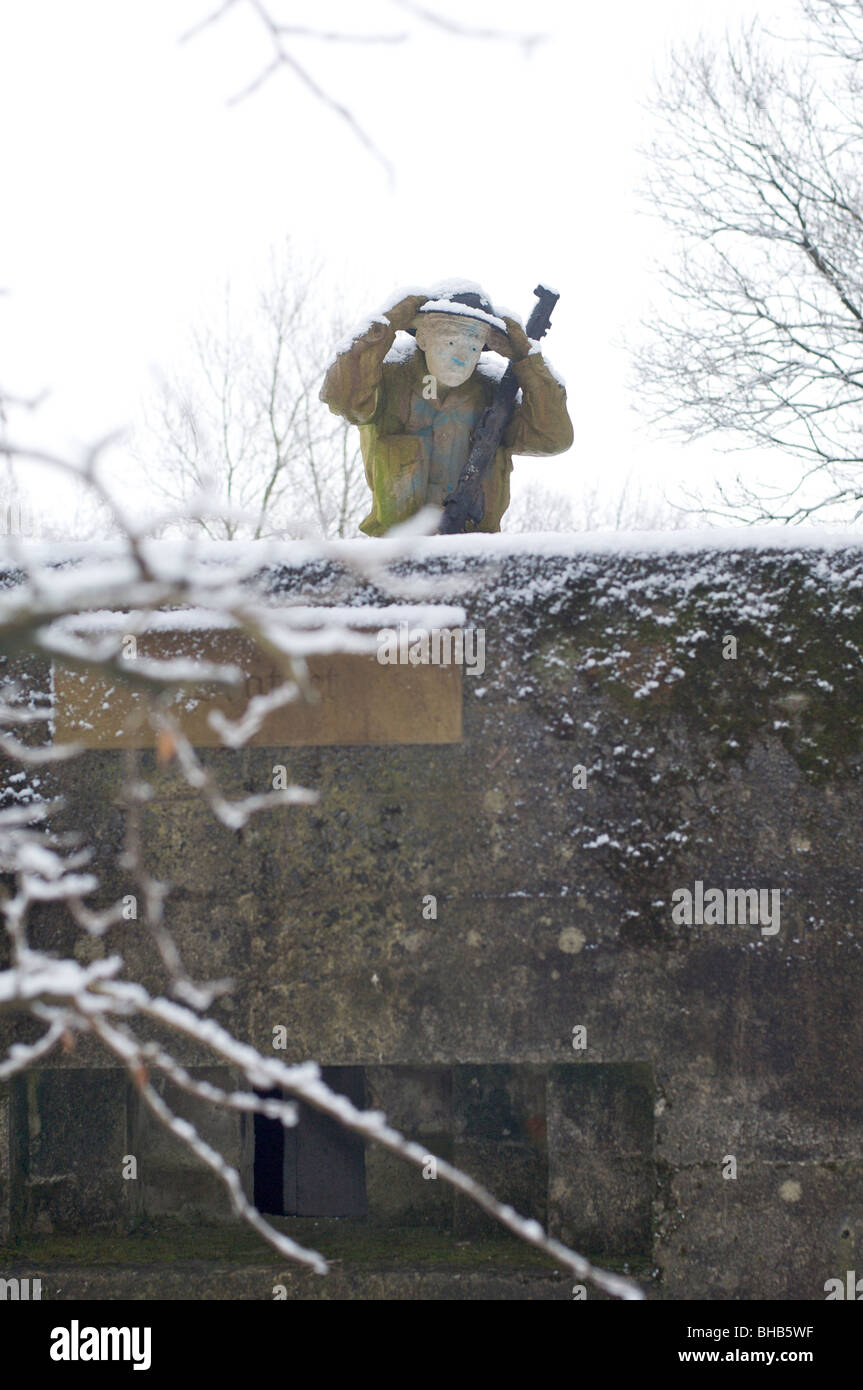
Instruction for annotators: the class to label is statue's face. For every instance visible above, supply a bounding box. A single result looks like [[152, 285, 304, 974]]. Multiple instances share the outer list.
[[414, 313, 490, 387]]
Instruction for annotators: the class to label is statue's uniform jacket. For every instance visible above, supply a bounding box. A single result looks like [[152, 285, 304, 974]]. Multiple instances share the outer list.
[[320, 317, 574, 536]]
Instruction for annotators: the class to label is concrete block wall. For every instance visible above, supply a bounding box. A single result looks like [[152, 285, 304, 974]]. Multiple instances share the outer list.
[[1, 539, 861, 1297]]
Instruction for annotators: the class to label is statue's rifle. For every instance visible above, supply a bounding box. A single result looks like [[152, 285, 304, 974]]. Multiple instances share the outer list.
[[437, 283, 560, 535]]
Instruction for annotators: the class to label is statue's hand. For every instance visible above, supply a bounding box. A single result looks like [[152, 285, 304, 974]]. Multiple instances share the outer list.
[[383, 291, 429, 334], [498, 313, 532, 362]]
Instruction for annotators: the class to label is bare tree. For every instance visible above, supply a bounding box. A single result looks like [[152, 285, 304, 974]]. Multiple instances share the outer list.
[[503, 476, 691, 533], [138, 246, 367, 541], [634, 1, 863, 524], [182, 0, 543, 176]]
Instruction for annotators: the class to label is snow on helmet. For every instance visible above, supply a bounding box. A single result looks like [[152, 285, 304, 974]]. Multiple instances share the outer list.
[[409, 280, 511, 354]]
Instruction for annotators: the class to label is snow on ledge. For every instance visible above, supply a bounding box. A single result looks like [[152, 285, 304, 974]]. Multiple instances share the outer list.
[[61, 604, 468, 633], [2, 526, 863, 574]]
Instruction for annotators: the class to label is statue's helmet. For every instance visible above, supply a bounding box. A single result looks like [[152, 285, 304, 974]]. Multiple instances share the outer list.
[[409, 280, 511, 387], [409, 280, 511, 356]]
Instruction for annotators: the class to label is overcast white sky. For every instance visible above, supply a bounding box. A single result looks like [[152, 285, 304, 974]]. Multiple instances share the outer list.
[[0, 0, 791, 531]]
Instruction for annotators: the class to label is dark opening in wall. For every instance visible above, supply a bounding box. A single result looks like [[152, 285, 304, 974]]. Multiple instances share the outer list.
[[253, 1062, 654, 1258], [253, 1067, 368, 1218], [253, 1088, 284, 1216]]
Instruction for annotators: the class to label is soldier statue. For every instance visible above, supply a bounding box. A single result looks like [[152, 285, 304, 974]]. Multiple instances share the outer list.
[[320, 280, 573, 537]]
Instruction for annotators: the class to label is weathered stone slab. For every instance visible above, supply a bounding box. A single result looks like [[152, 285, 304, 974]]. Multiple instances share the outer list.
[[126, 1067, 243, 1224], [53, 629, 462, 747], [452, 1065, 548, 1238], [14, 1071, 128, 1234], [365, 1067, 453, 1227], [547, 1063, 655, 1260]]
